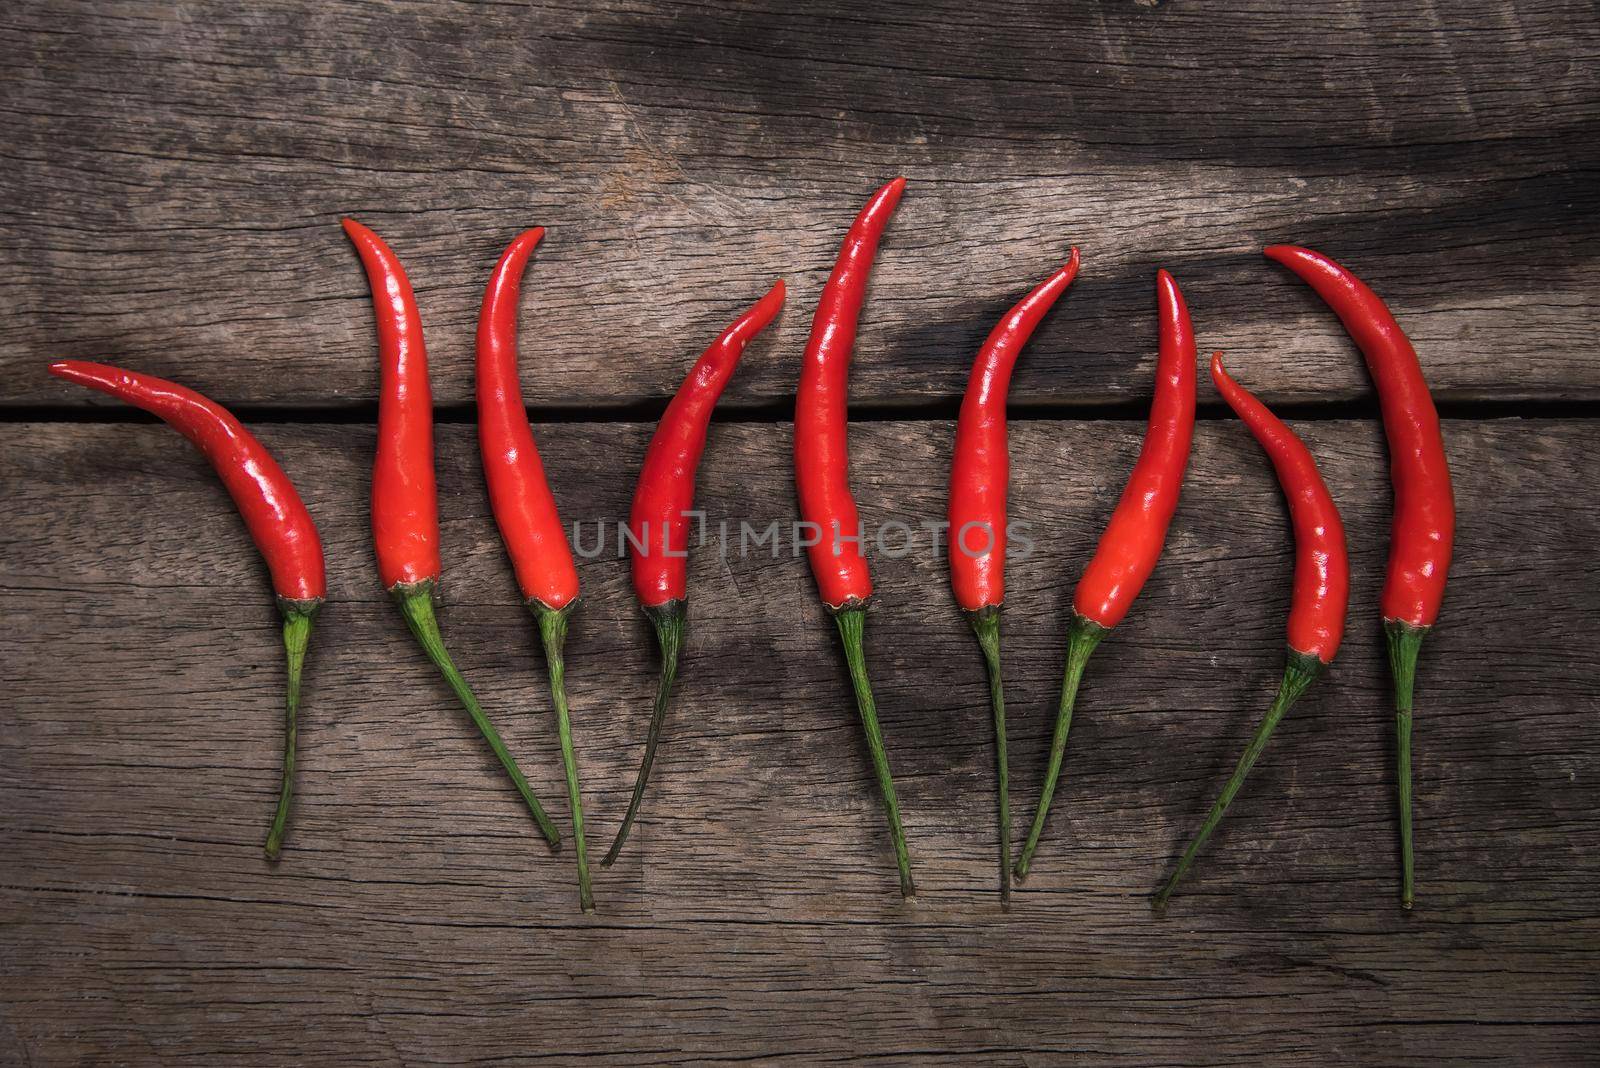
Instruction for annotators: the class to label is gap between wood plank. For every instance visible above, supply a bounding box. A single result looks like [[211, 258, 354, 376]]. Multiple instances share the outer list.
[[2, 397, 1596, 427]]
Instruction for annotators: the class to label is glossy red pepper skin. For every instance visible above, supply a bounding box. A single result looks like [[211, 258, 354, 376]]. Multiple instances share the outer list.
[[1264, 246, 1452, 630], [1073, 270, 1198, 629], [631, 281, 786, 608], [1154, 354, 1351, 909], [947, 252, 1080, 900], [795, 176, 904, 610], [1210, 354, 1348, 664], [1015, 270, 1198, 880], [48, 359, 324, 860], [794, 178, 914, 898], [1265, 244, 1453, 909], [343, 218, 441, 592], [949, 251, 1080, 613], [49, 362, 326, 603], [603, 281, 786, 868], [345, 219, 564, 860], [477, 228, 580, 612]]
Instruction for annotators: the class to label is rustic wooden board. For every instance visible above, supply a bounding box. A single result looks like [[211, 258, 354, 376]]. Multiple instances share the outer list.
[[4, 0, 1600, 412], [3, 418, 1596, 1065]]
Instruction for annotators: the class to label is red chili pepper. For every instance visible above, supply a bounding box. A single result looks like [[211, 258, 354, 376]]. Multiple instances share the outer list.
[[795, 177, 914, 897], [476, 227, 594, 910], [1154, 352, 1350, 908], [344, 218, 563, 857], [948, 251, 1080, 899], [1265, 244, 1453, 908], [603, 280, 786, 867], [1014, 269, 1197, 880], [48, 360, 325, 860], [478, 229, 580, 613]]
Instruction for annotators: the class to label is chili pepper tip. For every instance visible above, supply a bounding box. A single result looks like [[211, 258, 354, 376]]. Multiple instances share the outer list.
[[741, 279, 787, 335], [763, 278, 787, 311], [49, 360, 117, 389], [871, 176, 907, 213], [498, 226, 546, 262]]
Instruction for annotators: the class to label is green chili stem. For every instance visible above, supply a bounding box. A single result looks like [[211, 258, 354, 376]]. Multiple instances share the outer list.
[[536, 602, 594, 913], [264, 603, 318, 860], [1153, 650, 1323, 911], [1386, 619, 1427, 910], [968, 608, 1010, 902], [603, 601, 686, 867], [1014, 615, 1107, 880], [834, 605, 915, 899], [396, 585, 562, 851]]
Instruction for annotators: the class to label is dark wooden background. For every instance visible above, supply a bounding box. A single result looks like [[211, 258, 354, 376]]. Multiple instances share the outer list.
[[3, 2, 1597, 1065]]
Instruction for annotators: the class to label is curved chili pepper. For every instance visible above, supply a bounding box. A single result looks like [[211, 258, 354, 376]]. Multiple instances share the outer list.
[[1154, 352, 1349, 908], [344, 218, 563, 856], [604, 280, 786, 867], [1014, 269, 1197, 880], [948, 251, 1080, 900], [476, 227, 594, 910], [1265, 244, 1453, 909], [795, 177, 914, 897], [478, 229, 580, 613], [48, 360, 325, 860]]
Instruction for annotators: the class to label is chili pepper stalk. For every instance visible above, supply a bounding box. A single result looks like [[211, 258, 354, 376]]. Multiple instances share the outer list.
[[475, 227, 594, 909], [1266, 245, 1452, 909], [345, 218, 562, 856], [1153, 650, 1324, 909], [1153, 352, 1348, 909], [395, 579, 563, 852], [1013, 616, 1105, 880], [603, 601, 683, 866], [1014, 270, 1197, 881], [48, 360, 328, 860], [835, 603, 915, 898], [266, 598, 320, 859], [968, 607, 1011, 900], [795, 178, 915, 897], [949, 254, 1080, 899], [533, 601, 592, 911], [1386, 618, 1426, 908], [606, 282, 786, 866]]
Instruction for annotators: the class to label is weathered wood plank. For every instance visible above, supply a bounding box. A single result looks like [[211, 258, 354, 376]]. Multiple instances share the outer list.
[[3, 0, 1598, 411], [2, 418, 1596, 1064]]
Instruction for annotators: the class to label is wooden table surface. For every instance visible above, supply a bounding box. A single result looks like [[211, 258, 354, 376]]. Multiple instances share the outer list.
[[3, 2, 1597, 1065]]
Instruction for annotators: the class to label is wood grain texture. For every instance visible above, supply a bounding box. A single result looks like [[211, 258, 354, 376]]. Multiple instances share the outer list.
[[3, 418, 1596, 1065], [4, 0, 1600, 412]]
